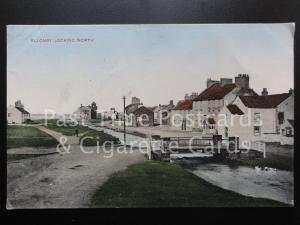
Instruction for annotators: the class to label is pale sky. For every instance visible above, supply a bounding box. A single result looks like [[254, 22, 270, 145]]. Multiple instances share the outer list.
[[7, 24, 294, 114]]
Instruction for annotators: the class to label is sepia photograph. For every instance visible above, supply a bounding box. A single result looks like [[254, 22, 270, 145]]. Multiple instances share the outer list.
[[6, 24, 294, 208]]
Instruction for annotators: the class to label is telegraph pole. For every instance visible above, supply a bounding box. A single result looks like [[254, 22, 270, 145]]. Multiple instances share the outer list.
[[123, 96, 126, 144]]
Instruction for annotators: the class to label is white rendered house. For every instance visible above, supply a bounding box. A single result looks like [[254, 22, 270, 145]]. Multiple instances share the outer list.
[[7, 103, 30, 124], [217, 91, 294, 147]]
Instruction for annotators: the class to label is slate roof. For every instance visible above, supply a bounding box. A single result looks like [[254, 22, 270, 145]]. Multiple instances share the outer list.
[[133, 106, 153, 115], [240, 93, 291, 108], [174, 100, 193, 110], [125, 103, 140, 114], [193, 83, 236, 101], [16, 107, 30, 114], [226, 104, 244, 115]]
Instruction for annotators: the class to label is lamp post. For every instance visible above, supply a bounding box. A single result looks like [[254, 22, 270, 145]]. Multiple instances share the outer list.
[[123, 96, 126, 144]]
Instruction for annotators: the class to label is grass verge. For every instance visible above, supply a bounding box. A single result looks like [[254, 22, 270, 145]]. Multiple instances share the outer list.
[[80, 130, 120, 146], [42, 119, 90, 136], [7, 126, 58, 149], [40, 119, 120, 146], [90, 161, 288, 207]]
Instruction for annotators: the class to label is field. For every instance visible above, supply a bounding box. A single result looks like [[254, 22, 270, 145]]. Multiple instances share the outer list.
[[7, 126, 59, 149], [90, 161, 287, 207]]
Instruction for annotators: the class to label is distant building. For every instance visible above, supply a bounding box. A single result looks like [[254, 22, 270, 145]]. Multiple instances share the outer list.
[[125, 97, 142, 115], [91, 102, 98, 119], [156, 100, 175, 125], [131, 97, 141, 105], [170, 99, 193, 131], [74, 102, 98, 121], [125, 97, 154, 126], [7, 100, 30, 124], [147, 106, 158, 123]]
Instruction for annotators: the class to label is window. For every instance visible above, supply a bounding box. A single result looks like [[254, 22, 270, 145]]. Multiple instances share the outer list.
[[286, 127, 292, 136], [254, 126, 261, 136], [225, 127, 228, 138], [8, 113, 11, 117], [278, 112, 284, 125], [254, 113, 261, 125]]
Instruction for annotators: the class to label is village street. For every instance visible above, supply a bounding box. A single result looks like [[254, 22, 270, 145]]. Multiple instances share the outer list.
[[104, 122, 205, 138], [7, 145, 145, 209]]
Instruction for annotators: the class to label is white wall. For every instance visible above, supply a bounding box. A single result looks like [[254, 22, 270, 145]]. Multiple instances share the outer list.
[[277, 93, 294, 121], [170, 109, 193, 131], [218, 98, 277, 147], [277, 93, 294, 136], [7, 106, 23, 124]]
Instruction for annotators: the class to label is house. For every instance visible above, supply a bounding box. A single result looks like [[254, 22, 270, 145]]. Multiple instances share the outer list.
[[192, 74, 257, 133], [74, 102, 98, 121], [131, 106, 154, 127], [218, 89, 294, 146], [269, 89, 294, 138], [7, 100, 30, 124], [170, 99, 193, 131], [106, 107, 118, 120], [148, 106, 158, 123], [125, 97, 142, 117], [156, 100, 175, 125], [125, 97, 154, 126]]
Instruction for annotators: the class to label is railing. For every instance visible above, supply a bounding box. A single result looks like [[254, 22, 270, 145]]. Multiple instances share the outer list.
[[168, 137, 213, 147]]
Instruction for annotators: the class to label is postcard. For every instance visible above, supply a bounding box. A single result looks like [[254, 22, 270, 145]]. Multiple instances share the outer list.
[[7, 24, 294, 208]]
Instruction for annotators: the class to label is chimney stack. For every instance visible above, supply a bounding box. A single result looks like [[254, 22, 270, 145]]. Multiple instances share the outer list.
[[220, 78, 233, 86], [289, 88, 293, 94], [207, 78, 219, 88], [235, 74, 249, 89], [261, 88, 268, 96]]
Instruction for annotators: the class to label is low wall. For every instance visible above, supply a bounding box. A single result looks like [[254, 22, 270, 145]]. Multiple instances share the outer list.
[[263, 133, 294, 145], [265, 142, 293, 157]]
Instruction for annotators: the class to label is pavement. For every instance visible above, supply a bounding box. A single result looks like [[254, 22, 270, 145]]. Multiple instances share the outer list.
[[35, 124, 80, 145], [105, 124, 205, 138], [7, 145, 145, 209]]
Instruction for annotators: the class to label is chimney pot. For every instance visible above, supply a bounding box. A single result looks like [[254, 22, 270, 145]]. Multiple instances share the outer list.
[[261, 88, 268, 96]]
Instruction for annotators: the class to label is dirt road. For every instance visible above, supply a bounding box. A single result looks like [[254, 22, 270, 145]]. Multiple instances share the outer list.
[[7, 145, 145, 209]]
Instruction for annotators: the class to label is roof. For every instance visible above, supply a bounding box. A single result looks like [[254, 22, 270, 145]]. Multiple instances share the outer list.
[[240, 93, 291, 108], [125, 103, 140, 114], [288, 119, 294, 128], [233, 87, 258, 96], [193, 83, 236, 101], [263, 93, 291, 107], [125, 103, 139, 110], [226, 104, 244, 115], [16, 107, 30, 114], [133, 106, 153, 115], [174, 100, 193, 110]]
